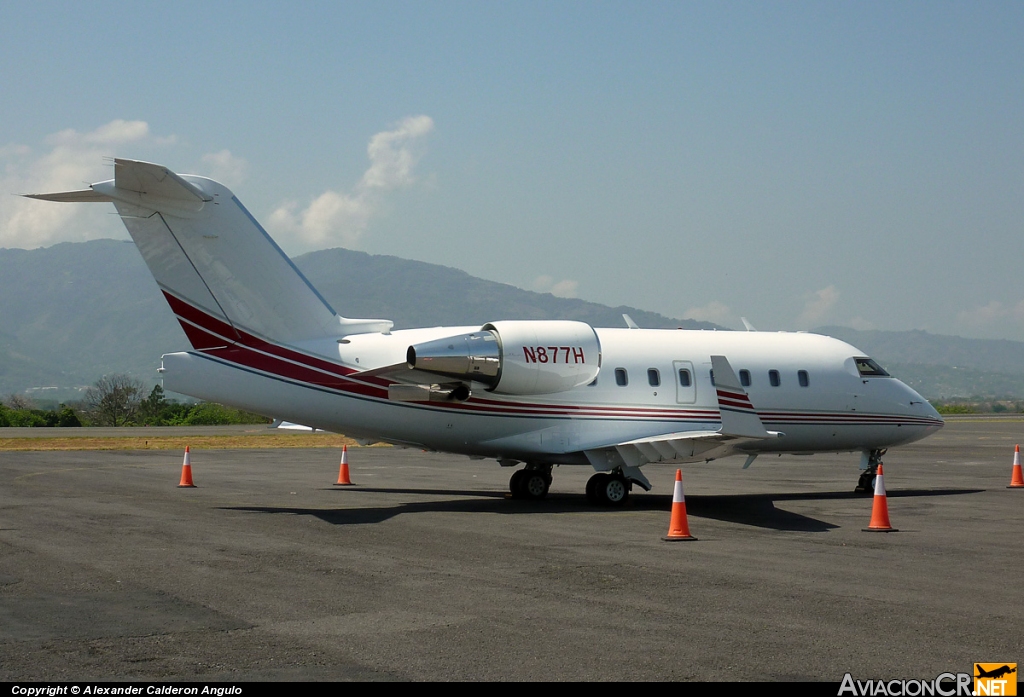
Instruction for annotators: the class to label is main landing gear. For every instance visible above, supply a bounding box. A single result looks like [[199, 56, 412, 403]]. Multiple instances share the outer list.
[[509, 465, 553, 500], [507, 466, 636, 506], [586, 471, 631, 507], [856, 448, 886, 495]]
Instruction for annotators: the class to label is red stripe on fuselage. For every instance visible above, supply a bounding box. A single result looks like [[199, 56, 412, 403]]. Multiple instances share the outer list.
[[159, 290, 941, 427]]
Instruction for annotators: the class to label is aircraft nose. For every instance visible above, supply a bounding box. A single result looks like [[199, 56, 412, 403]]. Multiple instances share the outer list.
[[903, 383, 944, 425]]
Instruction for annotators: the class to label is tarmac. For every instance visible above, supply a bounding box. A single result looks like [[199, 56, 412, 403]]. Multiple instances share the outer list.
[[0, 419, 1021, 681]]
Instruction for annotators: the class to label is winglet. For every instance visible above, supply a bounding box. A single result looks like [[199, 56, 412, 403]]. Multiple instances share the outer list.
[[622, 314, 639, 329], [710, 355, 774, 439]]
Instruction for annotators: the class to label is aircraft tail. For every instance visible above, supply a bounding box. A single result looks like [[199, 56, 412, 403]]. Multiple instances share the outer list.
[[26, 159, 391, 350]]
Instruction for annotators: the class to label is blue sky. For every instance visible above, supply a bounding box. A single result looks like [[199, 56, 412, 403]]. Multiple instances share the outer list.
[[3, 2, 1023, 339]]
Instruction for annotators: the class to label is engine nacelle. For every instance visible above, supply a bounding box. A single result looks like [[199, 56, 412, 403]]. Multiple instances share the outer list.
[[406, 320, 601, 395]]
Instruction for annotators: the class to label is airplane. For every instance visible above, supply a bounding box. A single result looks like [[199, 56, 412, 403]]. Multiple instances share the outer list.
[[975, 665, 1016, 680], [26, 158, 944, 505]]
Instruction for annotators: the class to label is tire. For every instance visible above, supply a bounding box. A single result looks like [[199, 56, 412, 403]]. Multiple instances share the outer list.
[[602, 475, 629, 506], [509, 469, 526, 497], [855, 471, 876, 495], [521, 471, 550, 500], [586, 473, 607, 505]]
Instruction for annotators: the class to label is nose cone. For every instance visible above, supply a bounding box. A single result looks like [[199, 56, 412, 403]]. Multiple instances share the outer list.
[[894, 379, 944, 442]]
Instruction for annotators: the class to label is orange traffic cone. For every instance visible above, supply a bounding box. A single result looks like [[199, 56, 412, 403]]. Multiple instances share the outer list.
[[863, 463, 896, 532], [334, 445, 354, 486], [177, 446, 196, 488], [1008, 445, 1024, 488], [663, 469, 697, 541]]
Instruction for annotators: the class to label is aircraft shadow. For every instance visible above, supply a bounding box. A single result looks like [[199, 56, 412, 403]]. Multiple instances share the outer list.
[[222, 487, 982, 532]]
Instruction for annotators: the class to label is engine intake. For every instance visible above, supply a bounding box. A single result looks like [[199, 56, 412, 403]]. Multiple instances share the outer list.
[[406, 320, 601, 395]]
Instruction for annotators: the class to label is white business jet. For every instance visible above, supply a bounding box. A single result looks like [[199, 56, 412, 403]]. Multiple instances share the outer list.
[[27, 159, 943, 504]]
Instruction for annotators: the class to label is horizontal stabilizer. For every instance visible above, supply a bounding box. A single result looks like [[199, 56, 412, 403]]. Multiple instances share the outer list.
[[25, 159, 211, 217], [23, 189, 111, 203], [113, 158, 211, 205]]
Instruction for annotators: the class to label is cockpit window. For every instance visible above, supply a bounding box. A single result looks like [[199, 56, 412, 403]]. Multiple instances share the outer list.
[[855, 357, 890, 377]]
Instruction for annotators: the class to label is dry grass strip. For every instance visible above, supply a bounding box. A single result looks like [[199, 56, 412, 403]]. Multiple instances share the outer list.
[[0, 433, 388, 451]]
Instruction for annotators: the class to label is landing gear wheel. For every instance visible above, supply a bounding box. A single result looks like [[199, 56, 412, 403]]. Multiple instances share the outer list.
[[586, 473, 607, 504], [586, 473, 630, 506], [856, 449, 886, 495], [856, 469, 877, 495], [521, 471, 551, 500], [509, 469, 526, 498], [601, 474, 630, 506]]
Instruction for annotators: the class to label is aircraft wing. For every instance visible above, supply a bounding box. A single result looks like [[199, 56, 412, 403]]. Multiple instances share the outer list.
[[583, 355, 783, 473]]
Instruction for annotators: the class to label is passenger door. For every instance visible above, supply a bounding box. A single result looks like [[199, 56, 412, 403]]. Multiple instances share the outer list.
[[673, 360, 696, 404]]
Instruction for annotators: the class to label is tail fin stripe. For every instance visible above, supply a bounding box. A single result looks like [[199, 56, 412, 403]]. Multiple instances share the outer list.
[[165, 290, 370, 381], [162, 290, 240, 346], [176, 317, 232, 351]]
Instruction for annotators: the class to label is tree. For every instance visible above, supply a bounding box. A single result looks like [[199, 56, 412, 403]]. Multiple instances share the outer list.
[[138, 384, 169, 424], [2, 393, 35, 410], [85, 374, 145, 426]]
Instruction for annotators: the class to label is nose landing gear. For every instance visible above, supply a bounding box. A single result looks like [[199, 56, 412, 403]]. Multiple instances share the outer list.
[[856, 448, 886, 494]]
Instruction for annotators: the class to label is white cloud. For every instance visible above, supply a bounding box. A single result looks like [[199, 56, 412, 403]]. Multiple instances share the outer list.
[[46, 119, 154, 147], [0, 120, 174, 250], [268, 115, 434, 250], [531, 275, 579, 298], [796, 285, 839, 327], [362, 115, 434, 190], [684, 300, 732, 324], [200, 149, 248, 187], [956, 300, 1024, 327]]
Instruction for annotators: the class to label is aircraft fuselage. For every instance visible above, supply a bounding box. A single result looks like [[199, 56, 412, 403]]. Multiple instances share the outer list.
[[159, 322, 943, 465]]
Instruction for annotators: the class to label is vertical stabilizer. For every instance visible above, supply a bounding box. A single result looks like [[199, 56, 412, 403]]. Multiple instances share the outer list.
[[26, 159, 389, 350]]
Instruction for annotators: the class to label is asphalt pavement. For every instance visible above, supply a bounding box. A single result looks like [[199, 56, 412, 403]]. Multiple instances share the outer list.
[[0, 420, 1021, 681]]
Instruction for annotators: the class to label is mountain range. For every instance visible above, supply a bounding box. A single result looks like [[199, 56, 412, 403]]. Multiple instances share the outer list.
[[2, 239, 1022, 402]]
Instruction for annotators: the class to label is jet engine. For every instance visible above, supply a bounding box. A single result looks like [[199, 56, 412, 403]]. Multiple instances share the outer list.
[[406, 320, 601, 395]]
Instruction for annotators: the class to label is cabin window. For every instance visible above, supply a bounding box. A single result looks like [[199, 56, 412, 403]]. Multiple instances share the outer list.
[[855, 357, 890, 377], [798, 370, 809, 387], [615, 368, 628, 386], [678, 369, 691, 387], [739, 369, 751, 387], [769, 370, 780, 387], [647, 368, 660, 387]]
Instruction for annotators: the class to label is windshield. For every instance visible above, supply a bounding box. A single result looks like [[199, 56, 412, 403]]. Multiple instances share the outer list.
[[854, 357, 890, 377]]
